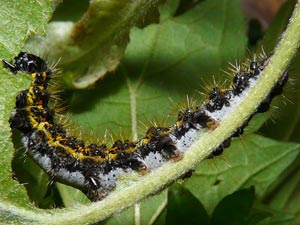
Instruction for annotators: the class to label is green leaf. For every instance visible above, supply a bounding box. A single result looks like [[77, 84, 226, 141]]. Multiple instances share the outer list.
[[0, 0, 54, 212], [255, 207, 294, 225], [106, 190, 168, 225], [0, 69, 38, 219], [259, 0, 300, 143], [165, 184, 209, 225], [0, 0, 53, 58], [260, 0, 297, 53], [12, 148, 61, 208], [51, 0, 90, 22], [264, 165, 300, 224], [69, 0, 247, 138], [257, 12, 300, 225], [184, 134, 300, 214], [26, 0, 163, 88], [246, 206, 273, 225], [210, 187, 255, 225]]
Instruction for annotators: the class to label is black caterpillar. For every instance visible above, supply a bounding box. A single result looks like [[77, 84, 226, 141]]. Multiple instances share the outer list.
[[2, 52, 288, 201]]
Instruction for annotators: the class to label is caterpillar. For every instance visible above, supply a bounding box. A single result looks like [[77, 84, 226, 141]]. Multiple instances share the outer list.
[[2, 52, 288, 202]]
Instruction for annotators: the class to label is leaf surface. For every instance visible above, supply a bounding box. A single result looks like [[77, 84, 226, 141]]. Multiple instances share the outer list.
[[184, 134, 300, 215], [0, 0, 54, 213]]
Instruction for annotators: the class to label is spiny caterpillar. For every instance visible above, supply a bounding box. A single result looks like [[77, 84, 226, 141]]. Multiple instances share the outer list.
[[2, 52, 288, 201]]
